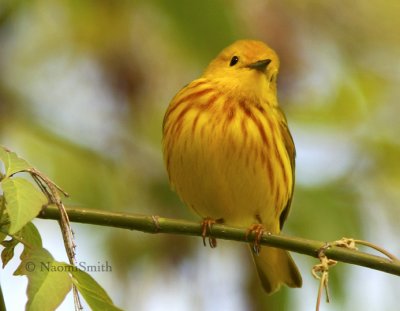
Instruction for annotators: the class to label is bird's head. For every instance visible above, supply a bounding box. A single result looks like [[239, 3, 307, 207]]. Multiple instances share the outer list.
[[203, 40, 280, 101]]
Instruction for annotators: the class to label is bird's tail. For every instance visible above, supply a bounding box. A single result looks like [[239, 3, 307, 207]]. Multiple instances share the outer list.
[[250, 245, 302, 294]]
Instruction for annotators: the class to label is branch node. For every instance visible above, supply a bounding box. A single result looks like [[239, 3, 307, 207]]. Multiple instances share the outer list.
[[332, 237, 358, 251], [151, 216, 160, 233], [316, 242, 331, 258], [312, 242, 337, 311]]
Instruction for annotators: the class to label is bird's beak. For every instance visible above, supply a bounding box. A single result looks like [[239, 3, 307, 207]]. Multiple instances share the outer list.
[[247, 59, 271, 71]]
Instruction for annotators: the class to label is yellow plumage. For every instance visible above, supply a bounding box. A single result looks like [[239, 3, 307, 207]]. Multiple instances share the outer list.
[[162, 40, 302, 294]]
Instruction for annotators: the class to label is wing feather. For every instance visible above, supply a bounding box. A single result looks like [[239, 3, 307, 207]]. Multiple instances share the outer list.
[[276, 108, 296, 230]]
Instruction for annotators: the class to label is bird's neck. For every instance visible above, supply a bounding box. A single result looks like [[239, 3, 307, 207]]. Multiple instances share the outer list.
[[211, 76, 278, 108]]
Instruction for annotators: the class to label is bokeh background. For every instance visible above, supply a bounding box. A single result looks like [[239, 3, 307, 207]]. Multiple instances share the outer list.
[[1, 1, 399, 310]]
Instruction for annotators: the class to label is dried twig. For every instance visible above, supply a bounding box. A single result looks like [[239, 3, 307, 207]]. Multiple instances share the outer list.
[[27, 168, 82, 311]]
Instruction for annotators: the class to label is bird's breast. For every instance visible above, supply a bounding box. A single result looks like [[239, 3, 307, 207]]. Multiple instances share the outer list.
[[163, 87, 292, 230]]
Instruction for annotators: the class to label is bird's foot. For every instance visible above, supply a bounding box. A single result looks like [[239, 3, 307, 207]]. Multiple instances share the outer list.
[[246, 224, 266, 255], [201, 217, 219, 248]]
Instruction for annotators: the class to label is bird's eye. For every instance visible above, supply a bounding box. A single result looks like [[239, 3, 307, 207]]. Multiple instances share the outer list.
[[229, 56, 239, 66]]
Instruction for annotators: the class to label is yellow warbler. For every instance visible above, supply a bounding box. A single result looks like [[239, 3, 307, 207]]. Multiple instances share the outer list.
[[162, 40, 302, 294]]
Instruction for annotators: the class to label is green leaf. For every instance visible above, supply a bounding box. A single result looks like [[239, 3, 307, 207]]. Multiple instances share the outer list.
[[18, 222, 43, 250], [15, 222, 44, 262], [71, 268, 123, 311], [0, 198, 8, 239], [1, 178, 47, 234], [0, 195, 5, 218], [0, 230, 7, 244], [0, 222, 42, 268], [1, 243, 15, 268], [0, 146, 32, 178], [1, 238, 18, 268], [14, 248, 72, 311]]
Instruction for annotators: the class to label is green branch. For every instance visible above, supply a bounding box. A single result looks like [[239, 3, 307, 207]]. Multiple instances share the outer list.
[[38, 205, 400, 277]]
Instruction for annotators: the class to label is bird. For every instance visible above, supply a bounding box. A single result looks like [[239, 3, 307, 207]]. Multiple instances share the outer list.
[[162, 39, 302, 294]]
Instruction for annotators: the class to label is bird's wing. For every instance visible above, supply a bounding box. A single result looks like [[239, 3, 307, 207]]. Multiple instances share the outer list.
[[276, 107, 296, 230]]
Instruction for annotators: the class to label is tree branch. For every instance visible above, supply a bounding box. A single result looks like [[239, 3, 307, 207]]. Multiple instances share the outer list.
[[0, 284, 6, 311], [38, 205, 400, 277]]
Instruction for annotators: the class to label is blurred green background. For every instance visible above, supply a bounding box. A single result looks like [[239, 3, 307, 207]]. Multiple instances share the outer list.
[[1, 1, 399, 310]]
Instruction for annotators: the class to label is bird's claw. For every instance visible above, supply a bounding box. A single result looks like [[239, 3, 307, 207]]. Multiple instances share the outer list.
[[201, 218, 217, 248], [246, 224, 265, 255]]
